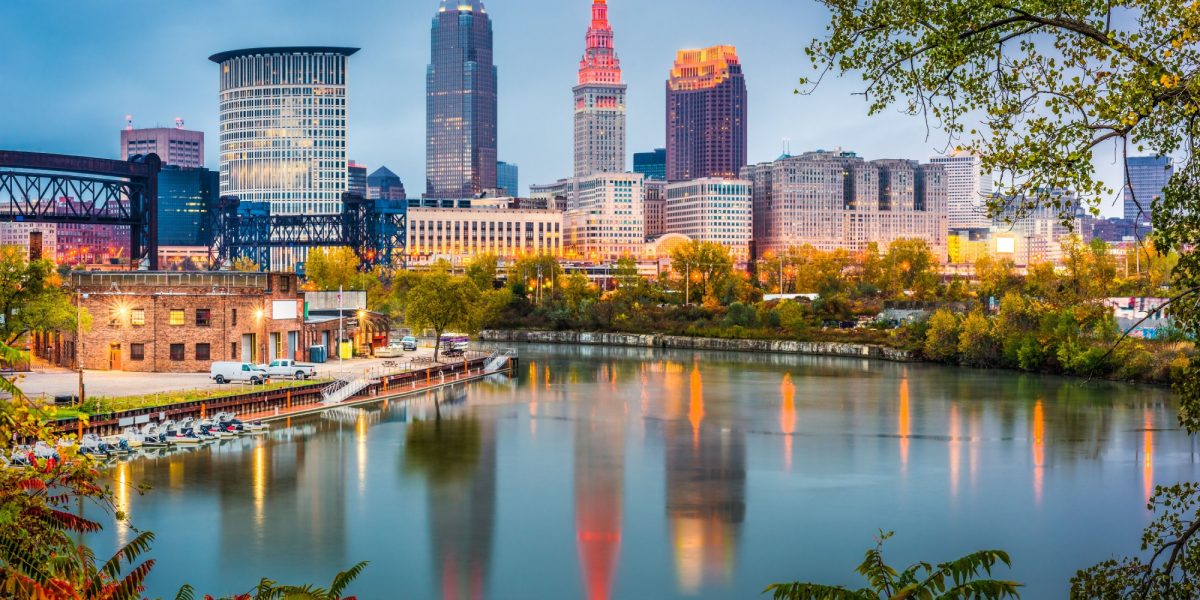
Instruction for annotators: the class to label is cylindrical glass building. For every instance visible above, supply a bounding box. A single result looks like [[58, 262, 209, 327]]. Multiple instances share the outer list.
[[209, 47, 359, 217]]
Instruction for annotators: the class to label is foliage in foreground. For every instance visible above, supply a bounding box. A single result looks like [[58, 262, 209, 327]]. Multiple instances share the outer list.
[[0, 339, 366, 598], [764, 531, 1020, 600]]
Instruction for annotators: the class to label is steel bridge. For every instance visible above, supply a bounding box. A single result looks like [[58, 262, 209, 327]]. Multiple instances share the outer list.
[[211, 193, 407, 270], [0, 150, 161, 269]]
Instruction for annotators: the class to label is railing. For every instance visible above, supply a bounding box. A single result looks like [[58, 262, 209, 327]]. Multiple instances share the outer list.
[[321, 374, 372, 405], [484, 348, 519, 374]]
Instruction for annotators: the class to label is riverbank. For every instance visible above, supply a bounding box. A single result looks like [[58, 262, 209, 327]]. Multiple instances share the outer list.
[[480, 330, 916, 362]]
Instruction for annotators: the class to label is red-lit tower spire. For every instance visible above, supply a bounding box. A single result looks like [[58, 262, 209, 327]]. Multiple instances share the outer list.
[[574, 0, 627, 178], [578, 0, 621, 85]]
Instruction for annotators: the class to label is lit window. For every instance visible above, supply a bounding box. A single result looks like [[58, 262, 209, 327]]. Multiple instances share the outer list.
[[169, 310, 185, 326], [131, 309, 146, 326]]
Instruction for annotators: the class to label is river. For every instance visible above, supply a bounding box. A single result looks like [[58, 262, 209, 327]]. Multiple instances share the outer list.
[[89, 343, 1197, 598]]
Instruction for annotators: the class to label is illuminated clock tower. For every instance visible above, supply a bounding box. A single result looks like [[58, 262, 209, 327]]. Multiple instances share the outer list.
[[574, 0, 627, 178]]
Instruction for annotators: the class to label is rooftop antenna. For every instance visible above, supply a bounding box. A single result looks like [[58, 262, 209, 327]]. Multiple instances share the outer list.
[[175, 117, 184, 129], [125, 115, 133, 131], [781, 137, 791, 156]]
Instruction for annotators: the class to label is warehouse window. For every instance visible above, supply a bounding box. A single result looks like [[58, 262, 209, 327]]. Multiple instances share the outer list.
[[169, 310, 185, 326], [169, 344, 184, 361], [195, 343, 211, 361], [131, 309, 145, 326], [130, 344, 145, 361], [196, 309, 212, 327]]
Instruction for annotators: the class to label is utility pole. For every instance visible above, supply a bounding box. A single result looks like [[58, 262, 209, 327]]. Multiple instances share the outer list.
[[76, 291, 84, 406], [685, 263, 690, 306], [338, 285, 344, 366]]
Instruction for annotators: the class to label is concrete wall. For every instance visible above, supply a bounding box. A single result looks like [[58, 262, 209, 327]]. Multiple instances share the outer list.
[[479, 330, 915, 362]]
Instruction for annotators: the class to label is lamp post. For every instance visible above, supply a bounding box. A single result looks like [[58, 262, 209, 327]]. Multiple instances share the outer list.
[[76, 291, 85, 406]]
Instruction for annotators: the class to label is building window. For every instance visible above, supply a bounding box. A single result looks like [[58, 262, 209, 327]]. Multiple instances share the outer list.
[[130, 344, 145, 361], [169, 310, 185, 326], [196, 309, 212, 327], [131, 309, 145, 326], [170, 344, 185, 361], [230, 342, 238, 360], [281, 277, 290, 293], [196, 343, 211, 361], [231, 309, 238, 326]]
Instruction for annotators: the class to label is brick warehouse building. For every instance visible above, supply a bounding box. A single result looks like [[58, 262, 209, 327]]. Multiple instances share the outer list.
[[38, 272, 314, 373]]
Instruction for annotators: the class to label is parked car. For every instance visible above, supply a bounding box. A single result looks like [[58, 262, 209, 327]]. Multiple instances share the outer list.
[[401, 336, 418, 351], [259, 359, 317, 380], [375, 344, 404, 358], [211, 362, 269, 385]]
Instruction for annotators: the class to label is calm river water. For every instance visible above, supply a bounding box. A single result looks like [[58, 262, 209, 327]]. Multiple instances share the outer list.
[[90, 343, 1198, 599]]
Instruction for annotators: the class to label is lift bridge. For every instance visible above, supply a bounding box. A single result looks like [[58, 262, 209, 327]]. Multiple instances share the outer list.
[[211, 194, 407, 271], [0, 150, 161, 269]]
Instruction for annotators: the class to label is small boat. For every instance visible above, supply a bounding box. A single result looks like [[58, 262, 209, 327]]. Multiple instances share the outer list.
[[136, 423, 170, 448], [102, 429, 138, 453], [7, 448, 32, 467], [169, 418, 205, 444], [201, 418, 236, 439], [33, 441, 61, 462], [79, 434, 110, 457], [215, 412, 246, 433]]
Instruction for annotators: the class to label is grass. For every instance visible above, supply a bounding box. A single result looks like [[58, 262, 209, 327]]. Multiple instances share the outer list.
[[43, 379, 331, 420]]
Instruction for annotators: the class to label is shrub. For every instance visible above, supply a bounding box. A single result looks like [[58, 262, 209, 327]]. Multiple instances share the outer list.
[[923, 309, 961, 362], [959, 312, 1000, 367]]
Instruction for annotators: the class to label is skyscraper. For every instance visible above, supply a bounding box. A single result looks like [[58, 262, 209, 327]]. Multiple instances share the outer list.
[[347, 161, 368, 197], [427, 0, 497, 199], [367, 167, 407, 201], [497, 160, 519, 196], [929, 149, 993, 229], [157, 165, 218, 247], [666, 46, 747, 182], [210, 46, 358, 269], [121, 124, 204, 168], [633, 148, 666, 181], [574, 0, 626, 178], [1124, 155, 1173, 228]]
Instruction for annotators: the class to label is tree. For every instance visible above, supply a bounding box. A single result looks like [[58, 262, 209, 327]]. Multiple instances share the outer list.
[[559, 272, 597, 319], [671, 241, 734, 305], [304, 247, 362, 292], [765, 531, 1020, 600], [465, 253, 499, 291], [974, 254, 1019, 303], [230, 257, 261, 272], [0, 246, 82, 347], [881, 239, 938, 299], [959, 311, 999, 368], [924, 309, 961, 362], [405, 272, 480, 362], [509, 255, 562, 304]]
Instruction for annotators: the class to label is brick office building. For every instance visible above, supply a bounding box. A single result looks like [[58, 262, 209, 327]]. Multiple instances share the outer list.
[[45, 272, 307, 373]]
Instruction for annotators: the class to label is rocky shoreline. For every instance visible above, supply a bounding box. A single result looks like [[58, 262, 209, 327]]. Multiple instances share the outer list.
[[479, 330, 916, 362]]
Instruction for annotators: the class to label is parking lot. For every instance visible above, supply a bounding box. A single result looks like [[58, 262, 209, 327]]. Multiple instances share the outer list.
[[15, 345, 451, 400]]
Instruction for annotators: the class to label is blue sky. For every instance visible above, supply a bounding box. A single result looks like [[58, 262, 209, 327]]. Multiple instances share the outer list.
[[0, 0, 1126, 215]]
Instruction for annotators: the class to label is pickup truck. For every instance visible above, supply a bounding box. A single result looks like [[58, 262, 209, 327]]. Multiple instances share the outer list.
[[259, 359, 317, 380]]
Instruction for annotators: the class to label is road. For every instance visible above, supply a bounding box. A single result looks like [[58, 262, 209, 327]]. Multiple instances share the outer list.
[[15, 346, 462, 400]]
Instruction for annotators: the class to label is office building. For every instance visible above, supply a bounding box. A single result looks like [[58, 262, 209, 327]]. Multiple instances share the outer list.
[[427, 0, 497, 199], [574, 0, 626, 178], [407, 206, 563, 262], [533, 173, 644, 260], [367, 166, 407, 201], [348, 161, 368, 197], [497, 161, 519, 196], [666, 46, 747, 181], [744, 150, 948, 259], [929, 149, 993, 229], [634, 148, 666, 181], [157, 165, 219, 247], [665, 178, 752, 262], [210, 46, 358, 269], [643, 180, 667, 239], [0, 223, 57, 262], [991, 191, 1084, 265], [1124, 156, 1173, 230], [121, 125, 204, 168]]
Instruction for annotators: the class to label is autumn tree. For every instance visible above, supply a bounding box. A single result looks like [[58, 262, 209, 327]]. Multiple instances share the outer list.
[[799, 0, 1200, 587], [0, 246, 84, 347], [670, 240, 735, 305], [881, 239, 938, 299], [304, 247, 363, 291], [230, 256, 261, 272], [465, 253, 499, 291]]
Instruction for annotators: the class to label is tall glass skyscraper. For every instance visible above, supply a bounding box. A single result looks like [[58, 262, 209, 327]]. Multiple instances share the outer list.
[[427, 0, 498, 199], [574, 0, 626, 178], [666, 46, 747, 182], [497, 161, 519, 196], [210, 46, 358, 269], [1124, 155, 1173, 228]]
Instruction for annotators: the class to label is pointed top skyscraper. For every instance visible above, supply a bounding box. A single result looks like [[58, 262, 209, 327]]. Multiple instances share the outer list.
[[427, 0, 498, 200], [574, 0, 627, 178]]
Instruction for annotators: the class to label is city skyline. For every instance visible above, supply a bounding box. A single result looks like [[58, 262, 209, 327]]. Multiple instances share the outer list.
[[0, 0, 1135, 217]]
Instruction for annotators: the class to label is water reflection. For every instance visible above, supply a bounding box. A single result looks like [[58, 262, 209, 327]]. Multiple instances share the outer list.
[[665, 359, 746, 593], [574, 378, 625, 600], [404, 387, 496, 600], [1033, 400, 1045, 505], [780, 374, 795, 470]]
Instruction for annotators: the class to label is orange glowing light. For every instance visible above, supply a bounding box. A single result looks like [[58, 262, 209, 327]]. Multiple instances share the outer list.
[[780, 374, 796, 470], [898, 376, 910, 470], [1032, 400, 1045, 505], [688, 361, 704, 447]]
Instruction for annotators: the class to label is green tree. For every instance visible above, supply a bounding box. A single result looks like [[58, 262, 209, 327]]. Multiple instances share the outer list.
[[465, 253, 499, 291], [766, 531, 1020, 599], [776, 300, 810, 335], [924, 309, 961, 362], [405, 271, 480, 362], [559, 272, 597, 319], [304, 247, 362, 291], [509, 255, 562, 304], [959, 312, 999, 368], [671, 241, 734, 305], [0, 246, 83, 347], [974, 254, 1020, 302], [881, 239, 938, 299]]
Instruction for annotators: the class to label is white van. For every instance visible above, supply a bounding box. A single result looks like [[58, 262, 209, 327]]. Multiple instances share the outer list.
[[210, 362, 270, 385]]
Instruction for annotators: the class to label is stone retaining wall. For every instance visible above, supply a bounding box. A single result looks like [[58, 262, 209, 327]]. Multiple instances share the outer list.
[[479, 330, 915, 362]]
